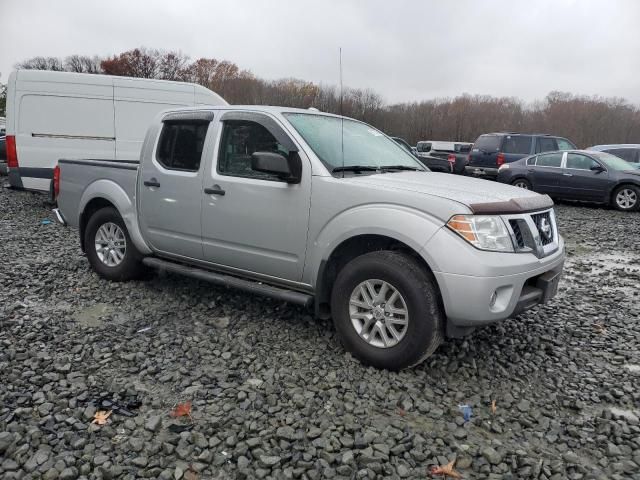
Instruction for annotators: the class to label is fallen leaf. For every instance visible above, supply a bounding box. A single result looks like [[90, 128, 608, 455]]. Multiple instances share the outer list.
[[92, 410, 112, 425], [397, 408, 406, 417], [490, 400, 497, 415], [184, 467, 199, 480], [170, 401, 192, 420], [430, 460, 462, 478]]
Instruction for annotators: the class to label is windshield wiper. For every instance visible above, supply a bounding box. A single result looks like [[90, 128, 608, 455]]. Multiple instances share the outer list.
[[332, 165, 379, 173], [379, 165, 423, 172]]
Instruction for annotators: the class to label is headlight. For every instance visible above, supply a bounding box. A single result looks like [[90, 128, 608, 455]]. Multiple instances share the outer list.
[[498, 164, 510, 171], [447, 215, 514, 252]]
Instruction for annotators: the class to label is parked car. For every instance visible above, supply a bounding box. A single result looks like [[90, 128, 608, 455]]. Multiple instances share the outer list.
[[391, 136, 416, 155], [497, 150, 640, 211], [53, 106, 565, 370], [467, 133, 576, 180], [414, 153, 453, 173], [416, 141, 472, 174], [5, 70, 227, 192], [587, 144, 640, 165]]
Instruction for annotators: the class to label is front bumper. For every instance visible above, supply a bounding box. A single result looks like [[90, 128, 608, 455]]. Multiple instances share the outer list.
[[432, 238, 565, 327]]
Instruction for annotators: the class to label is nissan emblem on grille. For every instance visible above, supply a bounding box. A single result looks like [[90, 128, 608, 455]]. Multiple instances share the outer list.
[[539, 217, 552, 241]]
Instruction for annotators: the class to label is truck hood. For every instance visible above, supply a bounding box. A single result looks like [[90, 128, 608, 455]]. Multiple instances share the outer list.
[[343, 172, 553, 214]]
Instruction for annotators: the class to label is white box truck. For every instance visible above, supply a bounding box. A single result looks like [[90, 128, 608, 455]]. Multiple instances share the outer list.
[[4, 70, 227, 192]]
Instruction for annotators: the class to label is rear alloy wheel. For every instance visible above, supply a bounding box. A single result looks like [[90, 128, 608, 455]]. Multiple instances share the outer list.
[[612, 185, 640, 211], [331, 251, 444, 370], [512, 178, 531, 190], [85, 207, 145, 281]]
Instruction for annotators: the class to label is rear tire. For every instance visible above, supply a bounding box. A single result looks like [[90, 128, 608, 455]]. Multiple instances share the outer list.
[[84, 207, 145, 281], [330, 251, 444, 370], [512, 178, 532, 190], [612, 185, 640, 211]]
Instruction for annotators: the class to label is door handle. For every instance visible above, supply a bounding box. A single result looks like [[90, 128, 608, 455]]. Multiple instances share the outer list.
[[527, 168, 534, 172], [143, 178, 161, 188], [204, 185, 226, 196], [563, 173, 573, 177]]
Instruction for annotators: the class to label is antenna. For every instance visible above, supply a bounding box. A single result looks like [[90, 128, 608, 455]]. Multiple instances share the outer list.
[[339, 47, 344, 178]]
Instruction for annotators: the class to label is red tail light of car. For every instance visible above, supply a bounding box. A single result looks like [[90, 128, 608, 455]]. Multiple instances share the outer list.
[[447, 154, 456, 164], [53, 165, 61, 199], [6, 135, 18, 169], [496, 152, 505, 167]]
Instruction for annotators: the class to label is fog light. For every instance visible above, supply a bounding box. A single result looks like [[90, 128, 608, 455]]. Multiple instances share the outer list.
[[489, 291, 498, 307]]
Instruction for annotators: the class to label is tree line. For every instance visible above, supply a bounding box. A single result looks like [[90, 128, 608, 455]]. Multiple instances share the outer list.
[[6, 47, 640, 147]]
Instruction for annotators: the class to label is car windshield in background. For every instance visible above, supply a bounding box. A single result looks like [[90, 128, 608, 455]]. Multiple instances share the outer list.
[[285, 114, 424, 172], [474, 135, 501, 151], [593, 152, 638, 170]]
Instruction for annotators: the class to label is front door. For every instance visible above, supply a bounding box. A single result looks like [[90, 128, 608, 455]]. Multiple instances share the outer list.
[[138, 112, 214, 259], [201, 112, 311, 282], [560, 153, 610, 201]]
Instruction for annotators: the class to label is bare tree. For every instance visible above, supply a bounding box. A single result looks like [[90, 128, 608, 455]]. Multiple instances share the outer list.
[[16, 56, 65, 71]]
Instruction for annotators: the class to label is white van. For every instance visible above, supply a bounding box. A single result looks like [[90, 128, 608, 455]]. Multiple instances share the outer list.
[[5, 70, 227, 192]]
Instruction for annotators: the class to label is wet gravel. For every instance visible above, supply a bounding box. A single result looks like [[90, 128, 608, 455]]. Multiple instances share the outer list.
[[1, 182, 639, 480]]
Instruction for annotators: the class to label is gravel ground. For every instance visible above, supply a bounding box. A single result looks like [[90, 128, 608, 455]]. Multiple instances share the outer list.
[[1, 181, 639, 480]]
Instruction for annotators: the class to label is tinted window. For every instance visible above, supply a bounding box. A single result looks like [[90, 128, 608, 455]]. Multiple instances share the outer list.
[[606, 148, 639, 163], [156, 121, 209, 171], [537, 137, 557, 153], [536, 152, 563, 167], [456, 144, 472, 153], [474, 135, 501, 151], [566, 153, 598, 170], [526, 156, 537, 166], [417, 142, 432, 152], [502, 136, 532, 154], [556, 138, 576, 150], [218, 120, 291, 181]]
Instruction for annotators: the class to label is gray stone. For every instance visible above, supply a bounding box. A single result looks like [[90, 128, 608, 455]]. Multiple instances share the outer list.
[[145, 415, 162, 432]]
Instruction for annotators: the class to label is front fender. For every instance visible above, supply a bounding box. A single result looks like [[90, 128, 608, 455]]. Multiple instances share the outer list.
[[79, 180, 152, 255], [303, 204, 444, 286]]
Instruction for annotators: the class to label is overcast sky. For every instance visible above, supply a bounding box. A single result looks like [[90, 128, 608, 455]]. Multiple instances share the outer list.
[[1, 0, 639, 105]]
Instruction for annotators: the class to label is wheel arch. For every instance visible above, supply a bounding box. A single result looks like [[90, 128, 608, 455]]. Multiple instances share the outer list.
[[610, 181, 640, 208], [314, 233, 443, 319]]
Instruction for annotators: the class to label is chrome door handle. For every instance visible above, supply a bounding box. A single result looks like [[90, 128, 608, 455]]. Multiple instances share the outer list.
[[563, 173, 573, 177]]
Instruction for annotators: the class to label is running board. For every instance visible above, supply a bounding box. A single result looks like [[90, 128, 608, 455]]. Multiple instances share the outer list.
[[142, 257, 314, 308]]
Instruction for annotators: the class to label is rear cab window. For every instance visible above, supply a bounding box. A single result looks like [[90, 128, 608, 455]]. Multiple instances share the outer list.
[[502, 135, 532, 155], [156, 120, 209, 171], [417, 142, 432, 152]]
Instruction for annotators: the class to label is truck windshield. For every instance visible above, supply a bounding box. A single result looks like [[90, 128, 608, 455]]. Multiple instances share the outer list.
[[284, 113, 424, 173]]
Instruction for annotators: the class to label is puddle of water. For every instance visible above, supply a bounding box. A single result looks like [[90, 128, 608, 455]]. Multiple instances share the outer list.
[[73, 303, 113, 327]]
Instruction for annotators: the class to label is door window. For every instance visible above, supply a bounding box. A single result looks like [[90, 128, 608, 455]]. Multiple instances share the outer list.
[[473, 135, 501, 151], [536, 137, 557, 153], [218, 120, 290, 181], [566, 153, 599, 170], [156, 121, 209, 171], [502, 136, 532, 154], [605, 148, 639, 163], [526, 156, 537, 166], [555, 138, 576, 150], [536, 152, 563, 167]]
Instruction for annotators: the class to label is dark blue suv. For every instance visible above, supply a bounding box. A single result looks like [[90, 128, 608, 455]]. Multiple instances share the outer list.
[[466, 133, 576, 179]]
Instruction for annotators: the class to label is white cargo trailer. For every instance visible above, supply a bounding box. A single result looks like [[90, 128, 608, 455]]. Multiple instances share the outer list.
[[5, 70, 227, 192]]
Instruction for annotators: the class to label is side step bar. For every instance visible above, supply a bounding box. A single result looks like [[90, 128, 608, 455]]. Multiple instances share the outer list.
[[142, 257, 314, 308]]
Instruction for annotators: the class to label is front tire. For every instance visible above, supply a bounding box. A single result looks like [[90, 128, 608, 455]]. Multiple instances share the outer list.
[[85, 207, 145, 281], [612, 185, 640, 211], [330, 251, 444, 370]]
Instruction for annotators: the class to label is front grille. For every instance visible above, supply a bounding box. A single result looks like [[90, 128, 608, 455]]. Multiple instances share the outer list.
[[531, 211, 554, 245], [509, 220, 525, 248]]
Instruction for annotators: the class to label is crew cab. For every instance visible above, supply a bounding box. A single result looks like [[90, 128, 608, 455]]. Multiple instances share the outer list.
[[54, 106, 565, 370]]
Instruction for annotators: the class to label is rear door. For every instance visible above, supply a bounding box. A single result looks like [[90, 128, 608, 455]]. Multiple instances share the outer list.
[[561, 153, 610, 201], [529, 151, 565, 194], [138, 111, 214, 259]]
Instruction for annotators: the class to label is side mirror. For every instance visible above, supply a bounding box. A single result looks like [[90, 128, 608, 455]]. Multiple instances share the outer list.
[[590, 164, 605, 173], [251, 151, 302, 184]]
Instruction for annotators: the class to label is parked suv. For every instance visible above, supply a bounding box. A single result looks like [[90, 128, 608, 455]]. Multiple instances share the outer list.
[[467, 133, 576, 179]]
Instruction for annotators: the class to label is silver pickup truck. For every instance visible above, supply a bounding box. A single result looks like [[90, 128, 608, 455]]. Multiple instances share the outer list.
[[54, 106, 565, 370]]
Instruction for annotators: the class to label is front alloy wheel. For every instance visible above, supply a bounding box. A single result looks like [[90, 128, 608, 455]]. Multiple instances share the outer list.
[[614, 187, 638, 211], [349, 279, 409, 348]]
